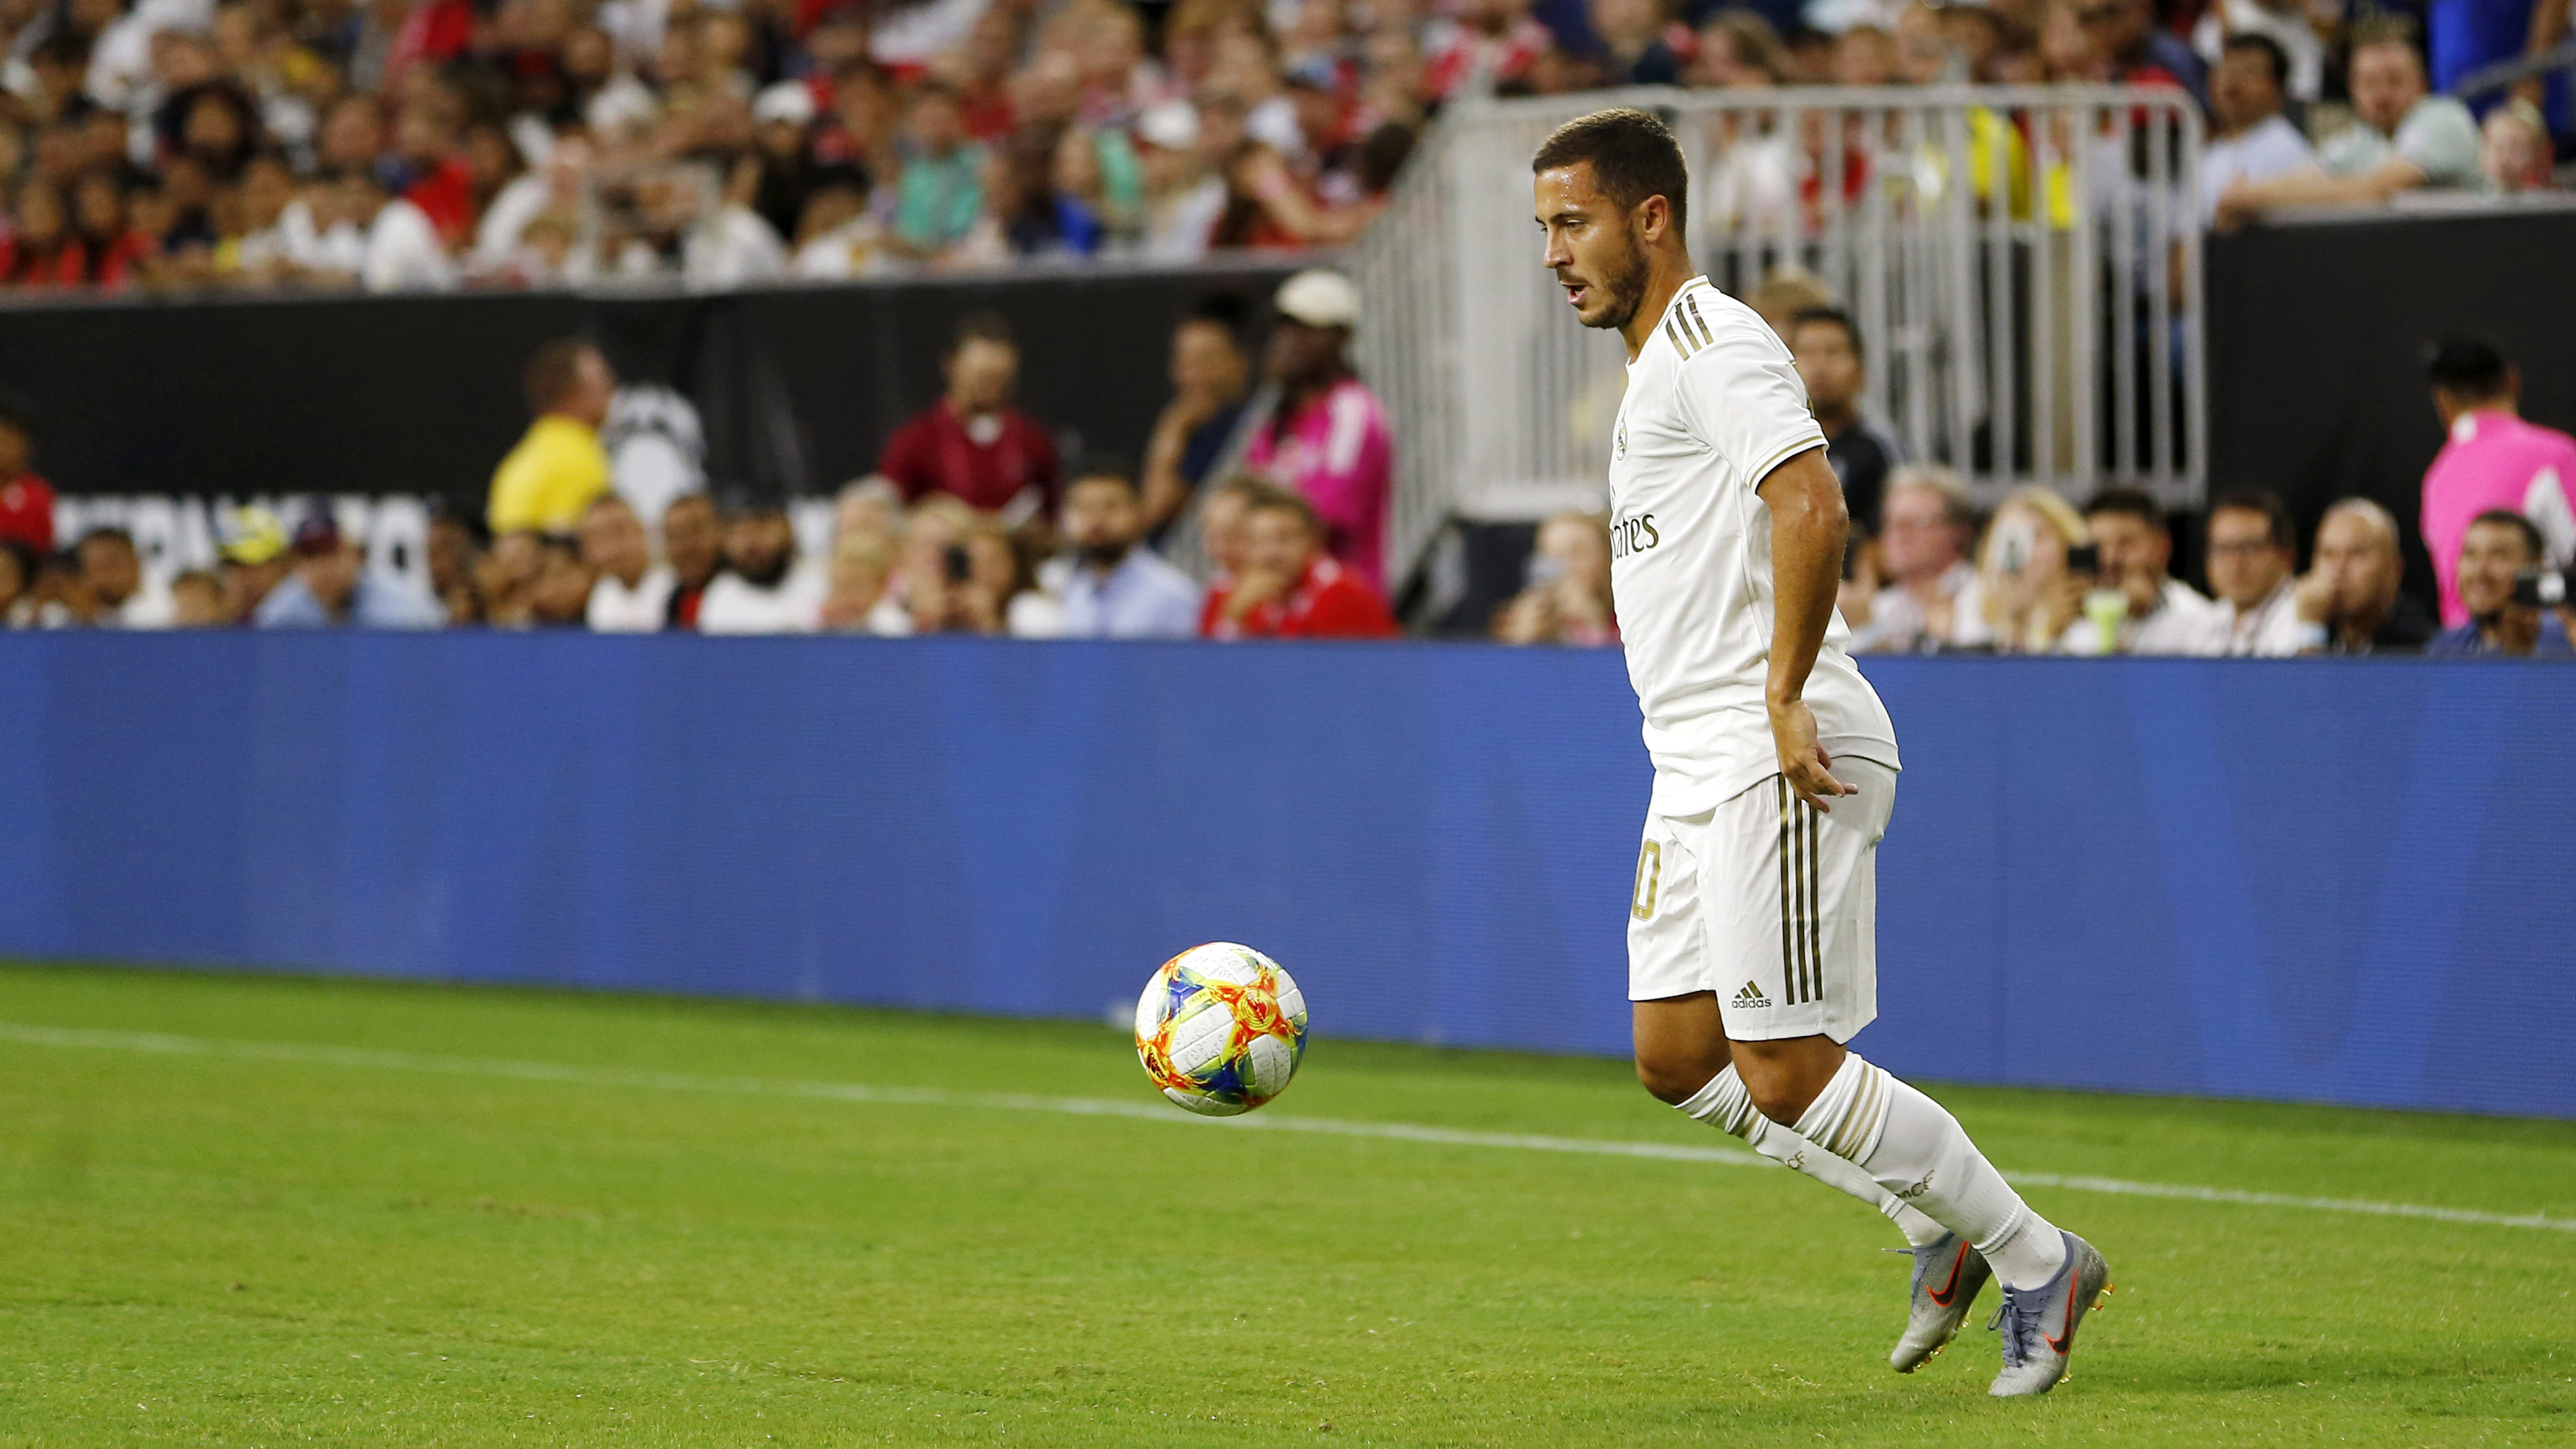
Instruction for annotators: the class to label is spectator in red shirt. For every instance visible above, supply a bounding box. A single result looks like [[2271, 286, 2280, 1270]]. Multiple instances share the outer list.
[[63, 173, 152, 288], [1201, 481, 1399, 640], [0, 394, 55, 557], [391, 99, 476, 245], [0, 182, 76, 287], [876, 312, 1062, 525]]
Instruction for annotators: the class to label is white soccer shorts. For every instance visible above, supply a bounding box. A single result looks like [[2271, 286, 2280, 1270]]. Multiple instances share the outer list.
[[1626, 757, 1896, 1043]]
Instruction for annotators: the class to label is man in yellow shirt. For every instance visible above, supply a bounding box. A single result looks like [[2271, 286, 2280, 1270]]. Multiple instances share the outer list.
[[488, 338, 617, 536]]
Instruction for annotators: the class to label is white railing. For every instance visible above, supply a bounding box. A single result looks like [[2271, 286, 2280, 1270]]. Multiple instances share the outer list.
[[1353, 84, 2207, 587]]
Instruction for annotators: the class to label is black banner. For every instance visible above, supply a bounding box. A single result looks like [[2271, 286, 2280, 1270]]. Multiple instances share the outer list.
[[2206, 207, 2576, 594], [0, 260, 1303, 509]]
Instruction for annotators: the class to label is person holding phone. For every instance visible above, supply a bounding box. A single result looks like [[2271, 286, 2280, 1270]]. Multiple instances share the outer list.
[[1971, 487, 2090, 654], [2057, 487, 2229, 656]]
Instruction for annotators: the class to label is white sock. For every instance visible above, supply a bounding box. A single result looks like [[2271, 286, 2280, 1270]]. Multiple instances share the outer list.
[[1677, 1067, 1948, 1248], [1790, 1052, 2071, 1291]]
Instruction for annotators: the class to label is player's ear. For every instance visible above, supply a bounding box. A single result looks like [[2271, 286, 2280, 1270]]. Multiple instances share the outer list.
[[1634, 192, 1669, 244]]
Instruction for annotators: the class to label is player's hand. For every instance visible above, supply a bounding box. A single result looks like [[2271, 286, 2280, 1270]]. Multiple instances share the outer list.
[[1769, 698, 1856, 814]]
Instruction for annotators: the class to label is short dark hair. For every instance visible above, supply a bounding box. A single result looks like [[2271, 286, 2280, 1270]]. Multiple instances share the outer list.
[[2221, 32, 2290, 89], [31, 32, 87, 68], [428, 498, 492, 545], [2208, 489, 2295, 554], [2084, 485, 2163, 529], [2426, 335, 2511, 400], [1790, 306, 1862, 362], [722, 492, 788, 520], [2468, 507, 2545, 561], [1188, 291, 1250, 333], [948, 310, 1015, 356], [1532, 107, 1689, 234], [1070, 447, 1135, 485], [523, 337, 599, 415], [77, 525, 135, 553]]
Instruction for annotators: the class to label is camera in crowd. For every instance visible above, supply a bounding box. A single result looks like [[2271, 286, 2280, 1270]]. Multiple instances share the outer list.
[[2511, 568, 2572, 609]]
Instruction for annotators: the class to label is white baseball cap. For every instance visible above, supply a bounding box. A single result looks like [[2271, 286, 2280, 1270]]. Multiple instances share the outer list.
[[1274, 269, 1360, 329], [1134, 99, 1199, 152], [754, 81, 817, 128]]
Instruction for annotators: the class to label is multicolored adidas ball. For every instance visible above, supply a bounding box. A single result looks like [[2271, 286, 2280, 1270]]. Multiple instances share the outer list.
[[1133, 943, 1309, 1117]]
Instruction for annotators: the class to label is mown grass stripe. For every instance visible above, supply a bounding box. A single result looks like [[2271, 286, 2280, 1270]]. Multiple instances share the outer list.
[[3, 1021, 2566, 1234]]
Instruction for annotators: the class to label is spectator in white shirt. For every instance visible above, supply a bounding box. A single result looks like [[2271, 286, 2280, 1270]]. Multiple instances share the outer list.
[[229, 151, 305, 283], [345, 169, 456, 293], [698, 500, 827, 633], [971, 516, 1064, 638], [1850, 466, 1989, 653], [2062, 486, 2231, 654], [610, 167, 786, 288], [787, 168, 888, 279], [2199, 33, 2317, 225], [2480, 99, 2555, 196], [1055, 469, 1203, 639], [473, 130, 592, 273], [817, 530, 913, 634], [2192, 0, 2325, 102], [1135, 99, 1224, 263], [2204, 489, 2307, 656], [579, 495, 672, 632], [2215, 24, 2482, 229], [76, 526, 172, 628]]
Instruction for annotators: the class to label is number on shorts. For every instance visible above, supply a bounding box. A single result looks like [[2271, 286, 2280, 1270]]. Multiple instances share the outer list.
[[1631, 841, 1662, 922]]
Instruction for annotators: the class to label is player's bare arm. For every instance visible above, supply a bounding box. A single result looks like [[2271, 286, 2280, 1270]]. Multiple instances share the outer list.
[[1757, 447, 1860, 814]]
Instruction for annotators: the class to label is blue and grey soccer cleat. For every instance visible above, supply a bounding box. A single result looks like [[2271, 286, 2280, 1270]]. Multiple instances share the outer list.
[[1890, 1233, 1993, 1372], [1987, 1231, 2112, 1397]]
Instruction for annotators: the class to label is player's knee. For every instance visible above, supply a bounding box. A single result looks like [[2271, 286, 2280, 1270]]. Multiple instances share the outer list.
[[1741, 1077, 1814, 1127], [1634, 1051, 1713, 1106], [1729, 1039, 1846, 1125]]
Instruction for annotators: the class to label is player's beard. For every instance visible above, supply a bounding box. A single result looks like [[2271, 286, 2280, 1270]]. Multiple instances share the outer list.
[[1580, 224, 1650, 332]]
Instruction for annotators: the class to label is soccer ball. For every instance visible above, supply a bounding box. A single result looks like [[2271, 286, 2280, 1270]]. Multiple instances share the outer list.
[[1133, 943, 1308, 1117]]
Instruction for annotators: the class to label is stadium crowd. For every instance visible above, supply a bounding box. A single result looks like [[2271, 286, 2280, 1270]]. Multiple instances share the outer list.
[[3, 254, 2572, 657], [0, 0, 2561, 292]]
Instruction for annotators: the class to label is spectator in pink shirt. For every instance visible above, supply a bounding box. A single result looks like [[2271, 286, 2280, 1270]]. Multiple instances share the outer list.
[[1244, 269, 1394, 595], [2420, 336, 2576, 626]]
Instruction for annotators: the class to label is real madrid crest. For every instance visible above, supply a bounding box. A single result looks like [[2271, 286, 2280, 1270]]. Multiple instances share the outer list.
[[1616, 421, 1628, 460]]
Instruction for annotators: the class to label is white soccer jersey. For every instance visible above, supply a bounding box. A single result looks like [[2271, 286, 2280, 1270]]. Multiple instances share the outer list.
[[1608, 277, 1900, 815]]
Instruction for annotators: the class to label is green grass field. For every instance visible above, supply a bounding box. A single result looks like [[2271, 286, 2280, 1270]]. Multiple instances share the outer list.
[[0, 963, 2569, 1447]]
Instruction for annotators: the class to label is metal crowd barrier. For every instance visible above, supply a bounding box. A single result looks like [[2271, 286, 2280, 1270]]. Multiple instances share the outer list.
[[1353, 84, 2208, 586]]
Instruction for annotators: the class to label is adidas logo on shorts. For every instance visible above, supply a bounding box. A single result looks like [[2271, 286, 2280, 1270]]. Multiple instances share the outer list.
[[1731, 980, 1772, 1009]]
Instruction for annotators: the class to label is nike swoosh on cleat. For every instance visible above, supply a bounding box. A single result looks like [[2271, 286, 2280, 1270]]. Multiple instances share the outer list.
[[1928, 1244, 1969, 1307], [2043, 1274, 2083, 1355]]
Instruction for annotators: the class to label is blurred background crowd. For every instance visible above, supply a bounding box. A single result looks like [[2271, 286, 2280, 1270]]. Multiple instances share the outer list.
[[0, 0, 2566, 291], [8, 263, 2572, 658]]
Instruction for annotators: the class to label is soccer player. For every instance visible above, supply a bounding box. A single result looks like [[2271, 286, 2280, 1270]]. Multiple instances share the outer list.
[[1532, 109, 2110, 1397]]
